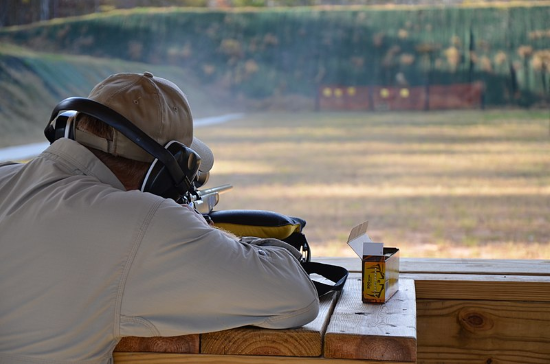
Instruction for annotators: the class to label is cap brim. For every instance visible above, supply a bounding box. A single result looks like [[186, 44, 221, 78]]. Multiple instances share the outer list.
[[190, 137, 214, 173]]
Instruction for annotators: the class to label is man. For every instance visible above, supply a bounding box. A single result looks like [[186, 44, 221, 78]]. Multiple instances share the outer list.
[[0, 72, 319, 364]]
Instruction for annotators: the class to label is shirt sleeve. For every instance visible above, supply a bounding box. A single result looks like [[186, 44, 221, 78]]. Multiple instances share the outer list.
[[119, 200, 320, 337]]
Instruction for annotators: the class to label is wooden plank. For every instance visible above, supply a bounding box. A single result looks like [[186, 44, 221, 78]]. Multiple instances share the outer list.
[[315, 257, 550, 276], [324, 276, 416, 362], [405, 273, 550, 302], [313, 257, 359, 273], [200, 327, 322, 357], [114, 335, 199, 354], [417, 299, 550, 364], [114, 352, 415, 364], [200, 289, 340, 357], [401, 258, 550, 276]]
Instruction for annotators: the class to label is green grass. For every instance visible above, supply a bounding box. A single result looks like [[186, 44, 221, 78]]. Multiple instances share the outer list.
[[198, 109, 550, 259]]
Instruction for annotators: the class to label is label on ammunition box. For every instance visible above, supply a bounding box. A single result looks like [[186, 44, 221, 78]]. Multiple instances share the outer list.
[[363, 257, 386, 303]]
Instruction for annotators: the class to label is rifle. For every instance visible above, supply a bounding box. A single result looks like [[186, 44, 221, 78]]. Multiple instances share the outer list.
[[192, 184, 233, 214]]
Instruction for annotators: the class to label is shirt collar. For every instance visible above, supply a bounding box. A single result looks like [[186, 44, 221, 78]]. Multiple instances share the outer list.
[[43, 138, 126, 190]]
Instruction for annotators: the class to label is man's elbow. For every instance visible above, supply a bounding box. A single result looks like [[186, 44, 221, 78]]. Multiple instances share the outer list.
[[293, 296, 320, 327], [262, 294, 320, 330]]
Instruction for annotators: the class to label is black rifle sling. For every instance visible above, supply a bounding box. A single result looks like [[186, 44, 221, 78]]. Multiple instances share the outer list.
[[301, 261, 349, 297]]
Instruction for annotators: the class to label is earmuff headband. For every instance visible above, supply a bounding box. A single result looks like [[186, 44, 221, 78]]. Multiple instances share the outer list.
[[46, 97, 192, 194]]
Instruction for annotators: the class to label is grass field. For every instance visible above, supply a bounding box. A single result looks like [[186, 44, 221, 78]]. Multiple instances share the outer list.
[[197, 109, 550, 259]]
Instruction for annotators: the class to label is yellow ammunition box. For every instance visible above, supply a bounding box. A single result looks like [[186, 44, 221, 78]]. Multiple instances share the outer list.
[[362, 247, 400, 303]]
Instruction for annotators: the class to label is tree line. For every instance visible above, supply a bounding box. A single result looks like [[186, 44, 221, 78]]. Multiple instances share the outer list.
[[0, 0, 498, 28]]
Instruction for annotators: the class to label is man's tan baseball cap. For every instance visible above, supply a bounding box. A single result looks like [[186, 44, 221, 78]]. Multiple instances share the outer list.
[[75, 71, 214, 173]]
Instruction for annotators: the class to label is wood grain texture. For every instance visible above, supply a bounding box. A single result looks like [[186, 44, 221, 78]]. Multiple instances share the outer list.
[[324, 276, 416, 362], [114, 335, 199, 353], [417, 299, 550, 364], [200, 289, 340, 357], [114, 352, 415, 364], [407, 274, 550, 302]]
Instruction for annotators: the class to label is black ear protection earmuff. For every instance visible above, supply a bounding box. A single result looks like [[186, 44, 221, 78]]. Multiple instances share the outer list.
[[45, 97, 201, 203], [46, 110, 77, 141]]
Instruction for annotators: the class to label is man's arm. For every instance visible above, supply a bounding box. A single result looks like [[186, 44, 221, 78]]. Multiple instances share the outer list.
[[119, 200, 319, 337]]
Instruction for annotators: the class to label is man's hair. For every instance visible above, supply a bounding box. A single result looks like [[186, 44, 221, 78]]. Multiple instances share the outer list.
[[76, 114, 150, 190]]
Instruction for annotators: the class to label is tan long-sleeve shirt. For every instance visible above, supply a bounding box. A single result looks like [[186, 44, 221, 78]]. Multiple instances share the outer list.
[[0, 138, 319, 364]]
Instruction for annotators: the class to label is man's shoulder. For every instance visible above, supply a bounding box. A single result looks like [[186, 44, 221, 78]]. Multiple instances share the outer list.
[[100, 189, 200, 225], [81, 185, 168, 213]]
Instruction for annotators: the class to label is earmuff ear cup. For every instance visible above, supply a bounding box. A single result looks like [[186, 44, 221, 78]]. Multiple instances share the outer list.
[[45, 111, 77, 143], [141, 141, 201, 201]]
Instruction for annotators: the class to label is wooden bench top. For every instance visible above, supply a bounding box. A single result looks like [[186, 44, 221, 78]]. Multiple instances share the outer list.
[[113, 257, 550, 364], [114, 272, 417, 363]]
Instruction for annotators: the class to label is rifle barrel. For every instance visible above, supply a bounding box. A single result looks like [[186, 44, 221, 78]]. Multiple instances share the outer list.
[[197, 184, 233, 197]]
